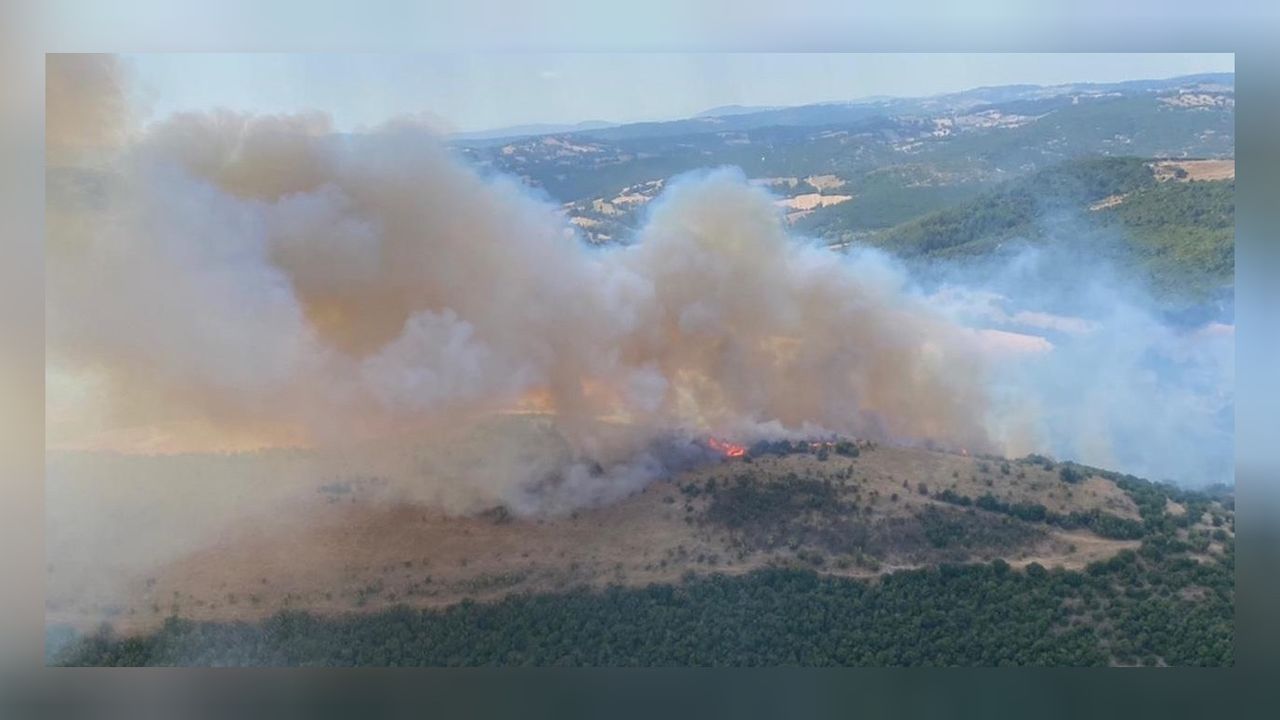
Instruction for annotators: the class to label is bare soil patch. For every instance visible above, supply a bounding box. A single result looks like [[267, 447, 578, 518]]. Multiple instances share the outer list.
[[1152, 159, 1234, 182]]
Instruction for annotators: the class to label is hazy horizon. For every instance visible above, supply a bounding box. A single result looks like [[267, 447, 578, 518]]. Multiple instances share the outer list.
[[119, 53, 1233, 134]]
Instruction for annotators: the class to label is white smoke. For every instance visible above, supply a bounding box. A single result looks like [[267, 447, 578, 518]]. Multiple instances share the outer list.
[[47, 56, 1001, 516], [924, 235, 1233, 487]]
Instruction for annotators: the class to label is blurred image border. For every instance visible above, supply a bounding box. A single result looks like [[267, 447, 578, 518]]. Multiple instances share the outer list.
[[2, 2, 1277, 718]]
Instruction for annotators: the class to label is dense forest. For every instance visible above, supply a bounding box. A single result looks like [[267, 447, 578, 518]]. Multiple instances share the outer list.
[[865, 156, 1233, 302], [55, 546, 1232, 667]]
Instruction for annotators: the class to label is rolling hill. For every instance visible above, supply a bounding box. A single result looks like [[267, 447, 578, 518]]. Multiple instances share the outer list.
[[452, 74, 1233, 306], [836, 156, 1234, 305], [49, 430, 1234, 666]]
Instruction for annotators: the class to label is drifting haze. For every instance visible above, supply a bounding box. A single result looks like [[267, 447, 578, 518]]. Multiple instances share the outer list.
[[927, 241, 1234, 487]]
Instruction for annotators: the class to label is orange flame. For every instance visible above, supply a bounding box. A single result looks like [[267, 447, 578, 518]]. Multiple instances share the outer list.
[[707, 437, 747, 458]]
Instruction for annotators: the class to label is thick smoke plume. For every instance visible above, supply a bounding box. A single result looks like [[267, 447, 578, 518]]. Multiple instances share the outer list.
[[47, 56, 995, 514], [47, 56, 1232, 526]]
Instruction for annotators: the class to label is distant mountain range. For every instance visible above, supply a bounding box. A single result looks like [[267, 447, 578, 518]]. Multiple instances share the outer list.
[[445, 71, 1233, 309], [693, 104, 784, 118], [449, 119, 618, 142], [451, 73, 1234, 145]]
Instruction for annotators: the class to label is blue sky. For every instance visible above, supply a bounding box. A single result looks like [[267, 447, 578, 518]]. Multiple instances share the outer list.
[[122, 53, 1233, 134]]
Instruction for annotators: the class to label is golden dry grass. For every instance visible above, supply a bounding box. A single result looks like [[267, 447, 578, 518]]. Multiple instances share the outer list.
[[46, 443, 1147, 634], [1152, 159, 1235, 182]]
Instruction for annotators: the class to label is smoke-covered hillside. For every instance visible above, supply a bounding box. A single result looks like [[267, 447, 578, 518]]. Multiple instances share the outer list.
[[851, 156, 1234, 304], [44, 55, 1235, 668], [50, 436, 1234, 666]]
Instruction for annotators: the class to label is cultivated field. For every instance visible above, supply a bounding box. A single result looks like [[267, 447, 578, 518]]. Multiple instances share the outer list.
[[1152, 159, 1235, 182]]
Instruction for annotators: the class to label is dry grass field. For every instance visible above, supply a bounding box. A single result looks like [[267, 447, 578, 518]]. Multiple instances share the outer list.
[[46, 435, 1166, 635]]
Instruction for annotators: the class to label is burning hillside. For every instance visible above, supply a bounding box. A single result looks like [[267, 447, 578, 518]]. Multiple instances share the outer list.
[[706, 438, 747, 458], [46, 55, 1006, 519], [48, 432, 1233, 640]]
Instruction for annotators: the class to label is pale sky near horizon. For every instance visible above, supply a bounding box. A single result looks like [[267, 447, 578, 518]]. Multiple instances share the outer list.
[[121, 53, 1233, 134]]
